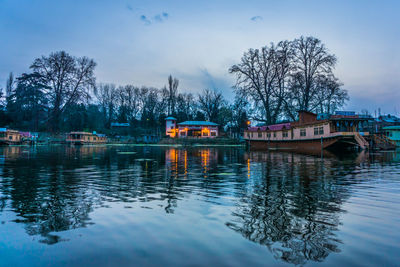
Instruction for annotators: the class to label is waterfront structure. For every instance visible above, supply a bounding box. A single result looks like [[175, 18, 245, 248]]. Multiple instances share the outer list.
[[0, 128, 22, 145], [66, 132, 107, 145], [383, 126, 400, 146], [110, 122, 130, 128], [244, 111, 371, 151], [165, 117, 218, 138]]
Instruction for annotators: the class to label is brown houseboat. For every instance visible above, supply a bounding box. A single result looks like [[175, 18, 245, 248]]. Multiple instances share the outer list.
[[66, 132, 107, 145], [0, 128, 22, 145], [244, 111, 371, 152]]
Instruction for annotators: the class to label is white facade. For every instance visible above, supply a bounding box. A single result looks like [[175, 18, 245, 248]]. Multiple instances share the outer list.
[[165, 117, 177, 137]]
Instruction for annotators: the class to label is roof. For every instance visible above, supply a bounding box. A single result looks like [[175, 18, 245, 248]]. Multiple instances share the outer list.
[[177, 121, 218, 126], [111, 122, 130, 127], [378, 115, 400, 123], [298, 110, 317, 115], [69, 131, 93, 135], [165, 116, 177, 120], [247, 122, 291, 132], [383, 126, 400, 130]]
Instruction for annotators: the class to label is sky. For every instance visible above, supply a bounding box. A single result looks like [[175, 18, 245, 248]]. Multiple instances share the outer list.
[[0, 0, 399, 115]]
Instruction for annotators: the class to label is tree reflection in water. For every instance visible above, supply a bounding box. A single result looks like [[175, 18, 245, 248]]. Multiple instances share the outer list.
[[0, 145, 369, 264], [225, 151, 361, 265]]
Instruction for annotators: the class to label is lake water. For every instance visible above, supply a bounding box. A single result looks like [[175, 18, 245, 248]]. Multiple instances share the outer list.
[[0, 145, 399, 266]]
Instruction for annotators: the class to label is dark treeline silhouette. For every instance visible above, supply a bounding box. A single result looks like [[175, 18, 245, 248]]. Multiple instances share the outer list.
[[0, 51, 248, 136], [0, 36, 348, 134]]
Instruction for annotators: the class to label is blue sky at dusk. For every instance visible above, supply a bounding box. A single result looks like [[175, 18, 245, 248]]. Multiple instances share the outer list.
[[1, 0, 399, 115]]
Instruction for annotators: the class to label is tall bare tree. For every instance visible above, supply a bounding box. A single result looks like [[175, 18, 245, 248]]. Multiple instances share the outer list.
[[229, 43, 288, 124], [167, 75, 179, 115], [285, 36, 338, 119], [30, 51, 96, 131], [231, 36, 348, 124], [6, 72, 14, 98]]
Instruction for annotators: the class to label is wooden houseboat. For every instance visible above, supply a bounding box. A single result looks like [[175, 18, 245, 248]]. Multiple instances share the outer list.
[[244, 111, 371, 152], [0, 128, 22, 145], [66, 132, 107, 145]]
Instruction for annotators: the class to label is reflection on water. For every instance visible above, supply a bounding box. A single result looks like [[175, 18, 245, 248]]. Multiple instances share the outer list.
[[229, 151, 349, 265], [0, 145, 399, 266]]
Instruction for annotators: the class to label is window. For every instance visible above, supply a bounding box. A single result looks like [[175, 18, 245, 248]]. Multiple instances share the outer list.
[[251, 133, 253, 138], [283, 131, 288, 138], [94, 137, 97, 141], [267, 133, 271, 138], [180, 132, 186, 137], [211, 132, 216, 136], [273, 132, 276, 138], [300, 129, 306, 137], [314, 127, 319, 135], [319, 127, 324, 135], [258, 132, 262, 138], [9, 136, 12, 140], [203, 132, 208, 137], [170, 126, 174, 129]]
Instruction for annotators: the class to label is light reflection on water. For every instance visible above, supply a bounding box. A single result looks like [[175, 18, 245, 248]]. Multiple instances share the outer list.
[[0, 145, 399, 266]]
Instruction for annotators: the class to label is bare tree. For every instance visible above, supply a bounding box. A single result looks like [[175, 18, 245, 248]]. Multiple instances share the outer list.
[[6, 72, 14, 98], [229, 43, 287, 124], [313, 75, 348, 114], [167, 75, 179, 115], [198, 88, 226, 122], [95, 83, 118, 128], [231, 36, 348, 124], [176, 93, 196, 121], [285, 36, 337, 119], [116, 85, 141, 122], [30, 51, 96, 131]]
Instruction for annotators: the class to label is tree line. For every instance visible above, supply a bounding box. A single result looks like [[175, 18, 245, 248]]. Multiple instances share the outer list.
[[0, 36, 347, 135], [0, 51, 247, 135]]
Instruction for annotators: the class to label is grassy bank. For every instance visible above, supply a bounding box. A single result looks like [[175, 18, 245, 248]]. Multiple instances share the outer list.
[[158, 137, 245, 146]]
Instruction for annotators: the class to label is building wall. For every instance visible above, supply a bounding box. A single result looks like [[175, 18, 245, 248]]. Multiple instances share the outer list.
[[177, 125, 218, 138], [166, 120, 177, 137], [245, 123, 331, 141]]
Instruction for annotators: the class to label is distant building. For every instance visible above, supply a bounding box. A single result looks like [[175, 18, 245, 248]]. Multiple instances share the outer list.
[[0, 128, 22, 145], [383, 126, 400, 146], [66, 131, 107, 145], [375, 114, 400, 133], [111, 122, 130, 128], [165, 117, 218, 138]]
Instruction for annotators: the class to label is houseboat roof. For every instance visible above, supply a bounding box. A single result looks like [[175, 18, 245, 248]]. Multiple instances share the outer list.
[[383, 126, 400, 130], [110, 122, 130, 127], [247, 122, 291, 132], [177, 121, 218, 126], [165, 116, 177, 120], [0, 128, 19, 133], [378, 115, 400, 123], [69, 131, 94, 135], [330, 115, 371, 120]]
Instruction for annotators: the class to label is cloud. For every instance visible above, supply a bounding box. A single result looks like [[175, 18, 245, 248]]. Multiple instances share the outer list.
[[140, 15, 151, 25], [126, 4, 133, 11], [250, 16, 263, 22], [140, 12, 169, 25]]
